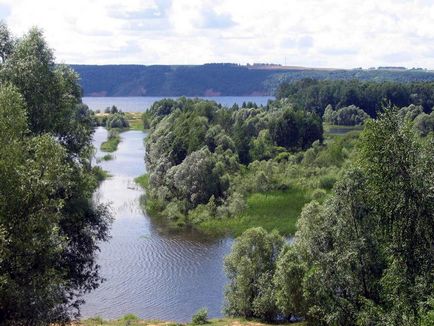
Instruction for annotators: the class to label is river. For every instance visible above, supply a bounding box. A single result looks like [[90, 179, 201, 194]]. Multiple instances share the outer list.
[[81, 127, 233, 322]]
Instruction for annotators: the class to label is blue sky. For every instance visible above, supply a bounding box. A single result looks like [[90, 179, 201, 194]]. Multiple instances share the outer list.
[[1, 0, 434, 68]]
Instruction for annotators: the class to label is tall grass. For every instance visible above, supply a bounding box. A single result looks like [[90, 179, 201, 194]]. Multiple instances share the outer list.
[[199, 188, 311, 236]]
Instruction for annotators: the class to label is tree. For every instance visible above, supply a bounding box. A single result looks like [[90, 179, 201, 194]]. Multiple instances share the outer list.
[[0, 25, 111, 324], [249, 129, 274, 161], [0, 21, 13, 63], [322, 104, 370, 126], [290, 109, 434, 325], [273, 245, 306, 321], [1, 27, 92, 156], [224, 227, 284, 321]]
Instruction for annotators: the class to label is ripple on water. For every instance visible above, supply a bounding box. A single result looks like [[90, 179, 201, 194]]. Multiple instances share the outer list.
[[82, 128, 233, 322]]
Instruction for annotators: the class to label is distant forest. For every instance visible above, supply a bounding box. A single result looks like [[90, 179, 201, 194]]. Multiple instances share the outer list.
[[71, 64, 434, 97]]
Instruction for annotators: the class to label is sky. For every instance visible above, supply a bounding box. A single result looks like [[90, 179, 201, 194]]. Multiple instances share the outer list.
[[1, 0, 434, 68]]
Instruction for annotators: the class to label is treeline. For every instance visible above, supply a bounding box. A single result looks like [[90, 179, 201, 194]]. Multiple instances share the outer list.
[[72, 64, 434, 97], [72, 64, 276, 96], [277, 79, 434, 117], [0, 23, 111, 324], [144, 98, 323, 226], [224, 110, 434, 325]]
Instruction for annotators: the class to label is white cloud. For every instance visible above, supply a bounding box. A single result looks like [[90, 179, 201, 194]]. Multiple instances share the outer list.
[[1, 0, 434, 68]]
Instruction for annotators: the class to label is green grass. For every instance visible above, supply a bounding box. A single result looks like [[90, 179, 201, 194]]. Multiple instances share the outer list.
[[134, 174, 149, 188], [92, 166, 110, 183], [199, 188, 311, 237], [125, 112, 145, 131], [101, 132, 121, 152]]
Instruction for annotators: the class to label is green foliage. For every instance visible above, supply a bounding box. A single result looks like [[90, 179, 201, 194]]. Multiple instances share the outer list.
[[145, 98, 324, 228], [191, 308, 209, 325], [274, 246, 306, 320], [88, 316, 104, 324], [268, 106, 323, 151], [134, 174, 149, 188], [224, 228, 284, 321], [413, 110, 434, 136], [93, 166, 110, 182], [102, 153, 113, 161], [106, 112, 129, 129], [199, 189, 310, 236], [277, 78, 434, 118], [0, 21, 14, 63], [323, 104, 370, 126], [224, 109, 433, 325], [101, 130, 121, 152], [0, 24, 111, 324], [121, 314, 139, 321]]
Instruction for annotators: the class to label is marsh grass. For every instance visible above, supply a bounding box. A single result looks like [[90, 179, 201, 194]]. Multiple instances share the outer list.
[[134, 174, 149, 188], [125, 112, 145, 131], [199, 188, 311, 236], [101, 130, 121, 152]]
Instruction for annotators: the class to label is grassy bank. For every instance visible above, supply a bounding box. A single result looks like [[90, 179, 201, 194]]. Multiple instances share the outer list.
[[101, 130, 121, 152], [95, 112, 146, 132], [198, 189, 311, 237], [80, 316, 304, 326], [134, 172, 312, 237], [125, 112, 146, 131], [135, 174, 149, 188], [92, 166, 110, 183]]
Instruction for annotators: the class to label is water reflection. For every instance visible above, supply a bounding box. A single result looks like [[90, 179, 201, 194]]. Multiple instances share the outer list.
[[81, 127, 232, 322]]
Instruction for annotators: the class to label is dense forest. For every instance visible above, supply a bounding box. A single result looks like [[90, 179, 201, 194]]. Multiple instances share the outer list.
[[143, 80, 434, 231], [143, 82, 434, 324], [223, 110, 434, 325], [0, 24, 112, 324], [72, 64, 434, 97], [276, 78, 434, 117]]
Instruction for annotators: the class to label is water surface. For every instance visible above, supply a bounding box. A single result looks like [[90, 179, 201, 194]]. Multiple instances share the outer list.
[[82, 127, 232, 322], [83, 96, 274, 112]]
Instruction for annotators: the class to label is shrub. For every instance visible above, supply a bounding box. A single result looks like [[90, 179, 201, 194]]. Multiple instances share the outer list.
[[311, 188, 327, 201], [192, 308, 208, 324], [121, 313, 139, 321], [319, 175, 337, 190]]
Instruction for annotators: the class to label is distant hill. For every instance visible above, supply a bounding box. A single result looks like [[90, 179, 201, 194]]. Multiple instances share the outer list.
[[70, 63, 434, 97]]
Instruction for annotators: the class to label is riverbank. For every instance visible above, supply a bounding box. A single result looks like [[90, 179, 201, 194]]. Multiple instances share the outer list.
[[98, 112, 146, 153], [135, 173, 311, 237]]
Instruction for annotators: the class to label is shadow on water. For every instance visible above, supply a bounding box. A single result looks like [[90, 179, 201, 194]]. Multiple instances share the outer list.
[[81, 127, 233, 323]]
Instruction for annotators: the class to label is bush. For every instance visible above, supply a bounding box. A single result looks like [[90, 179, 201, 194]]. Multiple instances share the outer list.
[[121, 313, 139, 321], [88, 316, 104, 324], [311, 188, 327, 201], [319, 175, 337, 190], [323, 104, 370, 126], [106, 112, 129, 129], [192, 308, 208, 324]]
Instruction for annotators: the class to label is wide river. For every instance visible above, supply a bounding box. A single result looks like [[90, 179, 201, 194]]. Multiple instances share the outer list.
[[81, 127, 233, 322]]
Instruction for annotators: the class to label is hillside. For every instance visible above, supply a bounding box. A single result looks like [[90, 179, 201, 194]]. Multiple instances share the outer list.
[[70, 64, 434, 97]]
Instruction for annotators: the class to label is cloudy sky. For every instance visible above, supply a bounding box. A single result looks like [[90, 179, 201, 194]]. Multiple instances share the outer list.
[[1, 0, 434, 68]]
